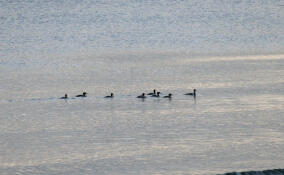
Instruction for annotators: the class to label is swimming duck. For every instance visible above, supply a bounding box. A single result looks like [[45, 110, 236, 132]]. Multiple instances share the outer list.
[[76, 92, 87, 97], [147, 89, 156, 95], [104, 93, 114, 98], [185, 89, 196, 96], [137, 93, 146, 98], [60, 94, 68, 99], [151, 92, 160, 97], [163, 93, 172, 98]]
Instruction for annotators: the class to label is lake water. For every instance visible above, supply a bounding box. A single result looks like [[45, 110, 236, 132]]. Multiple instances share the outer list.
[[0, 0, 284, 175]]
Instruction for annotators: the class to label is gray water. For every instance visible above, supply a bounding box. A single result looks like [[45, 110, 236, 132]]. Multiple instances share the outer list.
[[218, 169, 284, 175], [0, 1, 284, 175]]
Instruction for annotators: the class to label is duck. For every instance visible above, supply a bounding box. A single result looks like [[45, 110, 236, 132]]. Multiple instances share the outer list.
[[76, 92, 87, 97], [137, 93, 146, 98], [151, 91, 160, 97], [163, 93, 172, 98], [104, 93, 114, 98], [60, 94, 68, 99], [184, 89, 196, 96], [147, 89, 156, 95]]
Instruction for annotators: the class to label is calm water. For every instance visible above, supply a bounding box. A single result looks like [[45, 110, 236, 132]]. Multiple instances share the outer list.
[[0, 0, 284, 175]]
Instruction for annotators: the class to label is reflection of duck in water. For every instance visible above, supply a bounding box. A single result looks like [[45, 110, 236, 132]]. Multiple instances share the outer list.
[[104, 93, 114, 98], [151, 92, 160, 97], [137, 93, 146, 98], [60, 94, 68, 99], [163, 93, 172, 98], [185, 89, 196, 97], [147, 89, 156, 95], [76, 92, 87, 97]]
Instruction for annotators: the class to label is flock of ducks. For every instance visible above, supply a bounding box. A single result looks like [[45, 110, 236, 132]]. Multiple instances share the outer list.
[[60, 89, 196, 99]]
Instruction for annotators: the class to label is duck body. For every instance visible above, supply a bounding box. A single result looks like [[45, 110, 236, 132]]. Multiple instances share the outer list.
[[76, 92, 87, 97], [151, 92, 160, 97], [104, 93, 114, 98], [60, 94, 68, 99], [147, 89, 156, 95], [185, 89, 196, 96], [163, 93, 172, 98], [137, 93, 146, 98]]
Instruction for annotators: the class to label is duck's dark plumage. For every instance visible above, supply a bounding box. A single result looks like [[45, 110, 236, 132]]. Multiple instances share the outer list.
[[60, 94, 68, 99], [163, 93, 172, 98], [137, 93, 146, 98], [147, 89, 156, 95], [184, 89, 196, 96], [76, 92, 87, 97], [104, 93, 114, 98], [151, 92, 160, 97]]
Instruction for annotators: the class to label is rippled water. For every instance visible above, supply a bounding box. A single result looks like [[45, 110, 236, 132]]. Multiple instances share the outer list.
[[1, 52, 283, 175], [0, 0, 284, 175]]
